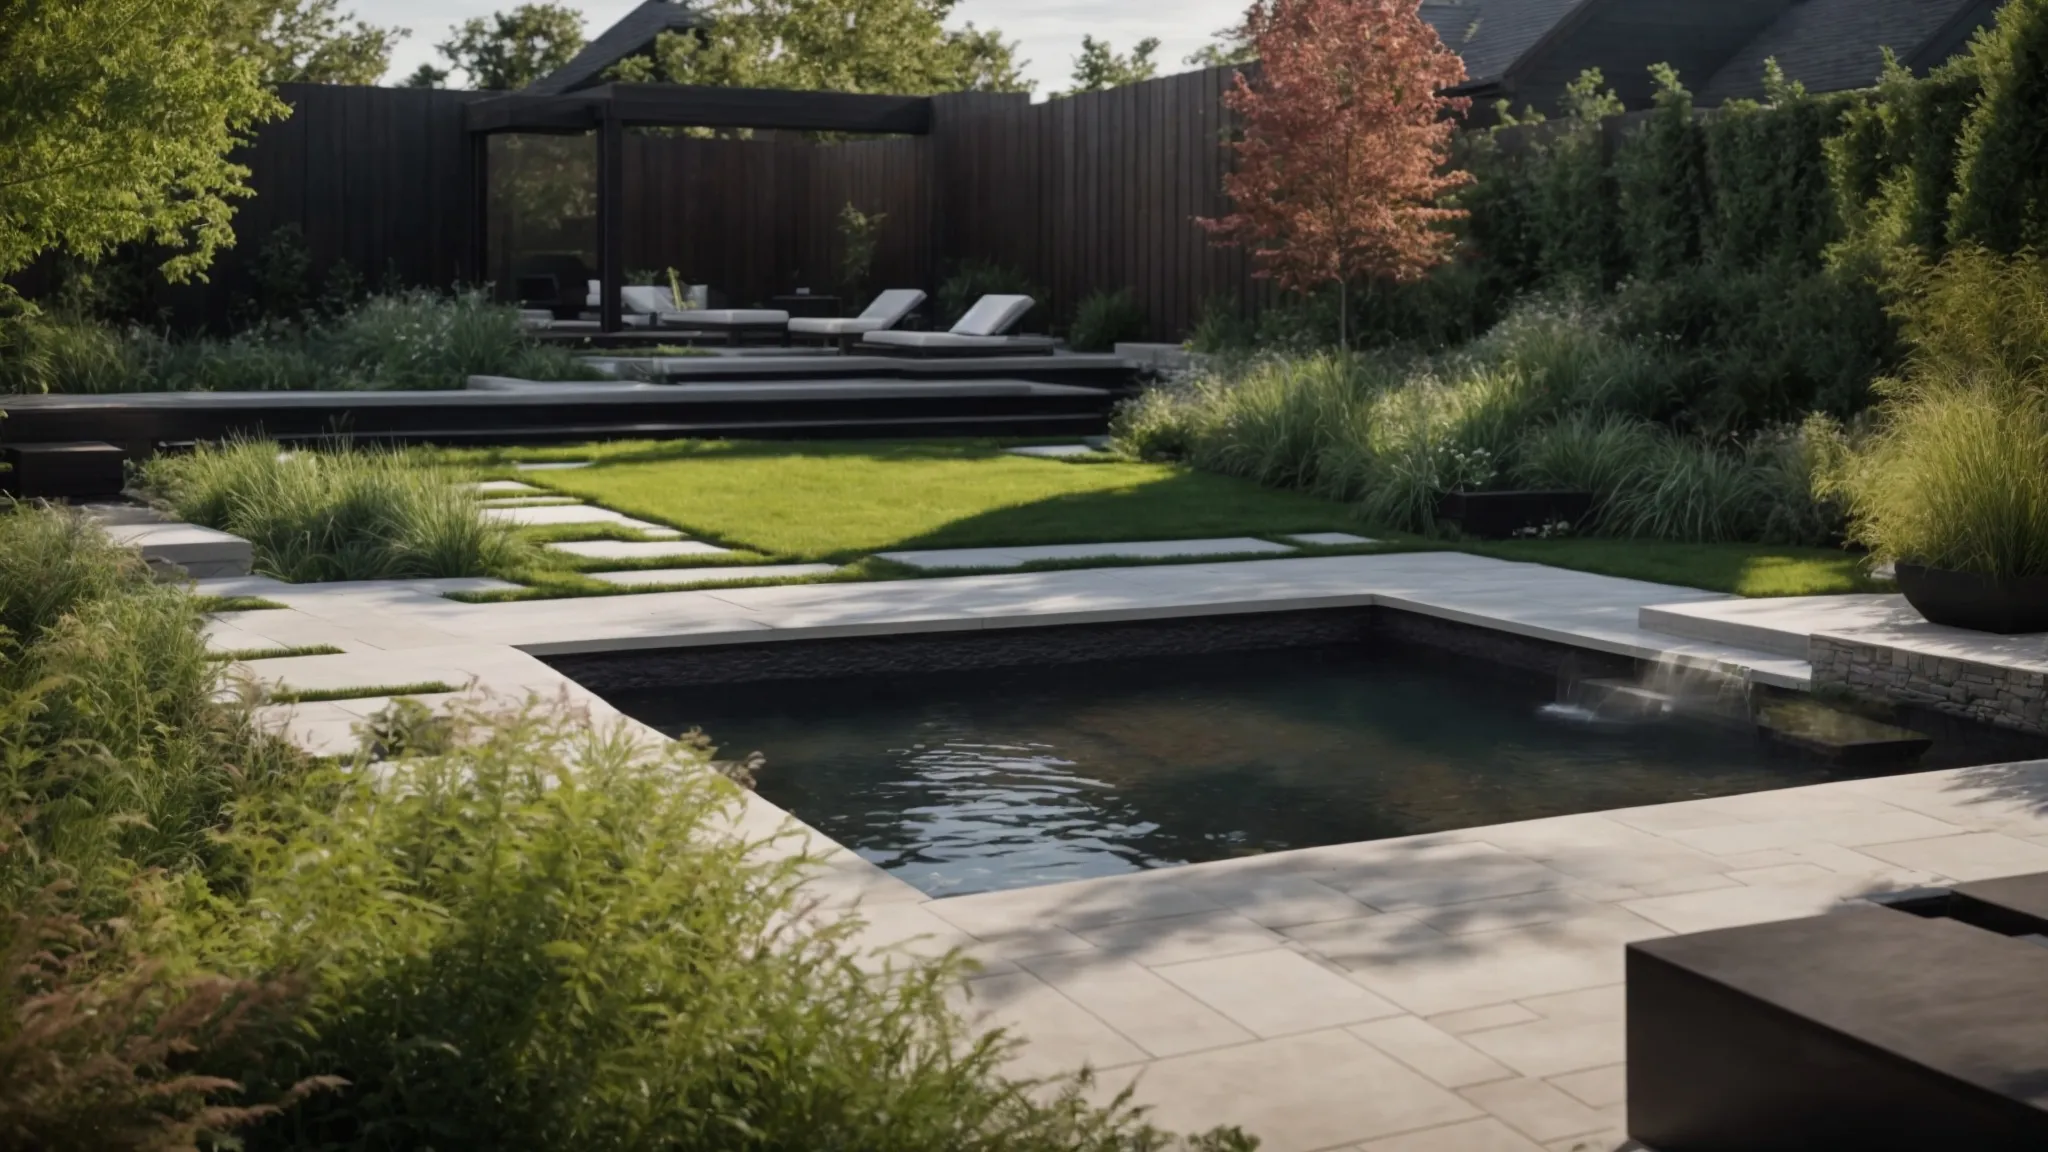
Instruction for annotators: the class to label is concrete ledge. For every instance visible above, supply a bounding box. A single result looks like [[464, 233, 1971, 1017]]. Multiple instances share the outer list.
[[101, 522, 253, 578]]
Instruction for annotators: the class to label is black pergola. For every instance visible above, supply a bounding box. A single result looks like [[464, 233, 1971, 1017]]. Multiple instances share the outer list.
[[465, 83, 934, 332]]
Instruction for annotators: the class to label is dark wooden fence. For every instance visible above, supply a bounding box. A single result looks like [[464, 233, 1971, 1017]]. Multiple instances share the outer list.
[[58, 72, 1268, 341]]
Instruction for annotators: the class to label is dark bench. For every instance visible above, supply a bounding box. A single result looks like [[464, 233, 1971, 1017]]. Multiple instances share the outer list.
[[1628, 895, 2048, 1150], [1, 441, 127, 499]]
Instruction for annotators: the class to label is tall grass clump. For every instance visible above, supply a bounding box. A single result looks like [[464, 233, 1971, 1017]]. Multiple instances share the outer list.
[[1513, 411, 1661, 505], [1840, 248, 2048, 577], [142, 442, 531, 582]]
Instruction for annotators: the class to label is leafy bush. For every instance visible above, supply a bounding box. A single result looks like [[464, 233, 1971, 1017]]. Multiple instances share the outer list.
[[199, 699, 1248, 1152], [0, 290, 590, 394], [1069, 288, 1148, 352], [141, 441, 531, 582], [0, 503, 315, 1150], [1947, 0, 2048, 252], [936, 260, 1042, 329], [1841, 249, 2048, 577], [0, 502, 1256, 1150]]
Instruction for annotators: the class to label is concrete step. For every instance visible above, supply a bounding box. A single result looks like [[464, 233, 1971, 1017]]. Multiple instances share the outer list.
[[1638, 602, 1814, 659], [99, 521, 253, 579]]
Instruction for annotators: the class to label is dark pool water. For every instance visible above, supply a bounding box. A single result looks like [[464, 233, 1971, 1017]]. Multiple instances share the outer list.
[[612, 643, 2038, 897]]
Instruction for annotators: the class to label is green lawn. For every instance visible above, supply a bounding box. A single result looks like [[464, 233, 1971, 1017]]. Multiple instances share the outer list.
[[455, 440, 1364, 562], [1468, 539, 1889, 597], [434, 439, 1886, 601]]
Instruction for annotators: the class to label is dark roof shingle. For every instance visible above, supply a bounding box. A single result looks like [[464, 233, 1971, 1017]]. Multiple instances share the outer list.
[[1698, 0, 1988, 102], [1425, 0, 1593, 85]]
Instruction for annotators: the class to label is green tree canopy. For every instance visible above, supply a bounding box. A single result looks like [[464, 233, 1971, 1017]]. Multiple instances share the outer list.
[[246, 0, 408, 85], [436, 2, 586, 90], [403, 63, 452, 88], [1185, 29, 1256, 69], [1947, 0, 2048, 252], [619, 0, 1030, 95], [1060, 36, 1161, 95], [0, 0, 288, 292]]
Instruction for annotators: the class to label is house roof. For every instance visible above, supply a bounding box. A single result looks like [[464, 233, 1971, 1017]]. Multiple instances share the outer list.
[[1698, 0, 1998, 103], [525, 0, 704, 95], [1423, 0, 1592, 87]]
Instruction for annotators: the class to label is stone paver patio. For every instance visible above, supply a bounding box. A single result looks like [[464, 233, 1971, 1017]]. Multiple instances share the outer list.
[[183, 550, 2048, 1150]]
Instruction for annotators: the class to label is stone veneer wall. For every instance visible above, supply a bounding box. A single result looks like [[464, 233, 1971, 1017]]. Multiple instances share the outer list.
[[1812, 634, 2048, 735]]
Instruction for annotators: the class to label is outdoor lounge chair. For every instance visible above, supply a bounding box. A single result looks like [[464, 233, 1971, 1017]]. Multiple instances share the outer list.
[[786, 289, 927, 351], [858, 295, 1053, 356]]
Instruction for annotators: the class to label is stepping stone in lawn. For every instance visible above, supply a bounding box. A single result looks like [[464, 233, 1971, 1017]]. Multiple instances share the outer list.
[[478, 496, 582, 508], [1005, 444, 1105, 458], [460, 480, 540, 494], [1286, 532, 1381, 546], [588, 564, 838, 588], [877, 537, 1295, 570], [514, 460, 593, 471], [546, 539, 731, 561], [481, 504, 677, 533]]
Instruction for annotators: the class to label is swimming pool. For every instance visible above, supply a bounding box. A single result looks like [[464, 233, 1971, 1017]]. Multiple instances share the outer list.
[[607, 637, 2041, 897]]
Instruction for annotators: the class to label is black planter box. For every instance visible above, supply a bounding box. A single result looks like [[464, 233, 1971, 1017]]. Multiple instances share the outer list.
[[1, 441, 126, 500], [1435, 490, 1593, 539], [1896, 563, 2048, 634], [1628, 901, 2048, 1151]]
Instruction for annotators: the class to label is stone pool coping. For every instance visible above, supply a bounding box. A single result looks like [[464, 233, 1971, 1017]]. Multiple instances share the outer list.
[[192, 552, 2048, 1150]]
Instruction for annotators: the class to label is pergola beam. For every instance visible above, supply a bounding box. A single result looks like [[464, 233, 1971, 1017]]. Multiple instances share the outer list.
[[466, 82, 934, 333], [464, 83, 933, 136]]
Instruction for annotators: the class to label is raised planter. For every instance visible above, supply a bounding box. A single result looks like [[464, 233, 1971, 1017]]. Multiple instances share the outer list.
[[1435, 490, 1593, 540], [1895, 562, 2048, 634]]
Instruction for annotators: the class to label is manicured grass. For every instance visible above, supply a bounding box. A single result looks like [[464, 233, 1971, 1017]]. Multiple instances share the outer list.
[[267, 681, 461, 705], [195, 595, 288, 612], [211, 644, 347, 662], [444, 439, 1365, 563], [1467, 539, 1890, 597]]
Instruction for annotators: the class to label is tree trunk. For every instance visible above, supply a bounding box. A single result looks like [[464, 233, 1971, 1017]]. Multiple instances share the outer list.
[[1337, 277, 1349, 351]]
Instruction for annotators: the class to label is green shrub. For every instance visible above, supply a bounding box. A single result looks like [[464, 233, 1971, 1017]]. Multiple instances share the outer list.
[[1185, 296, 1257, 353], [0, 504, 1255, 1150], [0, 291, 589, 395], [1841, 249, 2048, 577], [1069, 288, 1148, 352], [203, 699, 1248, 1152], [1947, 0, 2048, 252], [141, 442, 531, 582], [937, 261, 1043, 328], [1615, 65, 1707, 280], [1746, 413, 1857, 547]]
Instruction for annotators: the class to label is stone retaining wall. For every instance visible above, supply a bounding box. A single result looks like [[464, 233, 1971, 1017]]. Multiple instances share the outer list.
[[1812, 634, 2048, 735]]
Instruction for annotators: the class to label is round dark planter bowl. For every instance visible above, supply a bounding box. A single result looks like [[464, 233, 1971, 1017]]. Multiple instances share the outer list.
[[1894, 562, 2048, 634]]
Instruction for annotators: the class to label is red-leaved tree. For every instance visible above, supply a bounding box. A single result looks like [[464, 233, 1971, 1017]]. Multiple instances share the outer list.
[[1200, 0, 1471, 348]]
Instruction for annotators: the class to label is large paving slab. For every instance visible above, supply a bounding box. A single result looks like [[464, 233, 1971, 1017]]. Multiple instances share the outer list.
[[181, 549, 2048, 1150], [480, 503, 680, 533], [546, 539, 730, 561], [1639, 594, 1915, 658], [588, 563, 839, 588], [100, 521, 253, 578], [876, 537, 1297, 570]]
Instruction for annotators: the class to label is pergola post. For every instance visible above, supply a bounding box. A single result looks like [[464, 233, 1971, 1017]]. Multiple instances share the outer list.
[[597, 108, 626, 333]]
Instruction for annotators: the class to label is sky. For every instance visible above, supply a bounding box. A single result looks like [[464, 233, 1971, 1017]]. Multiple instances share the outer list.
[[356, 0, 1249, 96]]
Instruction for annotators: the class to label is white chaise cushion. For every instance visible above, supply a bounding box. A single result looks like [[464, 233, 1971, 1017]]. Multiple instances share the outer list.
[[859, 288, 927, 324], [951, 294, 1034, 336], [620, 285, 677, 314], [788, 316, 888, 335]]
